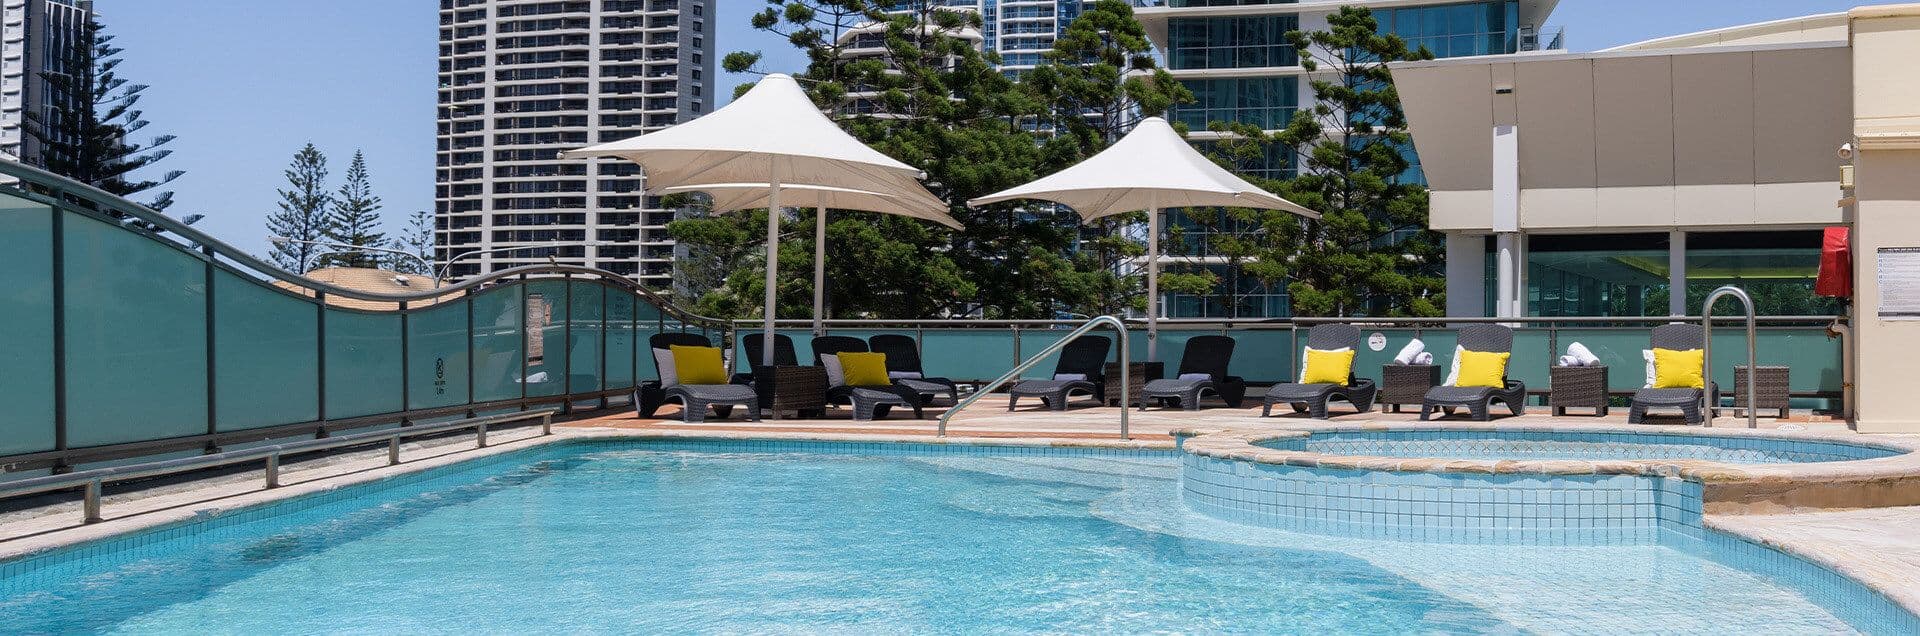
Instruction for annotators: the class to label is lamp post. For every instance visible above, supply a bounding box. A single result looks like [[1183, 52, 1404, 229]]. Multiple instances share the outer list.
[[436, 241, 607, 281], [268, 236, 438, 286]]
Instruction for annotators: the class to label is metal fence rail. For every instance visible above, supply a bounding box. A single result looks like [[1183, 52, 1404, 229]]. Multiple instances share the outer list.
[[0, 409, 556, 525]]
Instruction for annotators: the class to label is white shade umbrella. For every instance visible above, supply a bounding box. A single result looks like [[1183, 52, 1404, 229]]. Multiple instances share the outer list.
[[969, 117, 1319, 360], [564, 74, 937, 367], [660, 183, 962, 334]]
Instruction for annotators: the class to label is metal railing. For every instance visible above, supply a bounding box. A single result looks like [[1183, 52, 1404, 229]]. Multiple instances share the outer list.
[[0, 409, 556, 526], [1702, 286, 1759, 429], [937, 315, 1130, 439]]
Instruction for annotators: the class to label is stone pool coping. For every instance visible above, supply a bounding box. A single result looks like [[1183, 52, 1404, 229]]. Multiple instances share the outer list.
[[1173, 422, 1920, 513]]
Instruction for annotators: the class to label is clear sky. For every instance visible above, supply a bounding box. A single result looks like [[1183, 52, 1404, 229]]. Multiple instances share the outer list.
[[95, 0, 1872, 257]]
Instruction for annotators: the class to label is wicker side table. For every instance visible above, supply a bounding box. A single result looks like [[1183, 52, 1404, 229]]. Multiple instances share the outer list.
[[1549, 366, 1609, 416], [751, 365, 829, 419], [1103, 362, 1163, 407], [1725, 365, 1790, 419], [1380, 364, 1440, 413]]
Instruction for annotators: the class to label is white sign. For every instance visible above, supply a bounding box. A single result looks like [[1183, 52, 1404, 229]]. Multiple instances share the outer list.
[[1368, 332, 1388, 352], [1879, 248, 1920, 319]]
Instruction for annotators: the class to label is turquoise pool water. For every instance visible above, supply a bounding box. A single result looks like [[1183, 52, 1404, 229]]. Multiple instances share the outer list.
[[0, 441, 1905, 633]]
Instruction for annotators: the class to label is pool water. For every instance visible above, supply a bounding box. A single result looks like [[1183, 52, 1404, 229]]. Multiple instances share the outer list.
[[0, 442, 1899, 633]]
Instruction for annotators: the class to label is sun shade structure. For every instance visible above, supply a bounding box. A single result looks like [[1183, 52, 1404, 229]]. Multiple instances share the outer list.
[[970, 117, 1319, 360], [564, 73, 944, 367], [661, 183, 963, 335]]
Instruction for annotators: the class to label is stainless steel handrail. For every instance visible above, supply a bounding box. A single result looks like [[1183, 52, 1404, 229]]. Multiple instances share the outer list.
[[1702, 286, 1759, 429], [936, 315, 1130, 439], [0, 409, 557, 525]]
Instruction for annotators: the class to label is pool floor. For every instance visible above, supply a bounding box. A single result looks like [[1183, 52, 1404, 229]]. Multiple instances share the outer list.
[[0, 442, 1895, 633]]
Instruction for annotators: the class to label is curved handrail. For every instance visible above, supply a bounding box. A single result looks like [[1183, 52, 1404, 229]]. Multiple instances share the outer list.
[[937, 315, 1130, 439], [0, 158, 730, 330], [1702, 286, 1760, 429]]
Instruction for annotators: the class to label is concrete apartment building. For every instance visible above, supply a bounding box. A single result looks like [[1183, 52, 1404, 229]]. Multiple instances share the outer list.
[[435, 0, 713, 284], [0, 0, 89, 162], [1133, 0, 1563, 318]]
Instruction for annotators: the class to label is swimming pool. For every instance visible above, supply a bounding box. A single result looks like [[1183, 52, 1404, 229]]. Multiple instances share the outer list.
[[0, 440, 1911, 633]]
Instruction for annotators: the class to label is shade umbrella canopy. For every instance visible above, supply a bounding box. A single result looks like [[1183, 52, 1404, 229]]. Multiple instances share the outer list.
[[564, 73, 937, 368], [661, 183, 965, 335], [561, 73, 923, 194], [969, 116, 1320, 360]]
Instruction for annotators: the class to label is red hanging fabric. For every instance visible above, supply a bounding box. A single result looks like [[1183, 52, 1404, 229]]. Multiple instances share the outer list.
[[1815, 226, 1852, 298]]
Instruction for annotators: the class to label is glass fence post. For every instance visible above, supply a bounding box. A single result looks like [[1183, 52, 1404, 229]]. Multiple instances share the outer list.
[[399, 300, 411, 426], [50, 206, 68, 473], [315, 290, 328, 439], [202, 245, 219, 453]]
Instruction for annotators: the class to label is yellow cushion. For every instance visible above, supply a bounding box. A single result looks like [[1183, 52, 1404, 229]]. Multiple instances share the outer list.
[[1301, 348, 1356, 385], [669, 345, 727, 385], [1652, 348, 1705, 389], [838, 351, 891, 386], [1454, 350, 1510, 388]]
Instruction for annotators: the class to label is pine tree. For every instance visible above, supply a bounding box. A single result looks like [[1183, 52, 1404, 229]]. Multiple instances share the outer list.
[[391, 209, 436, 276], [23, 15, 199, 231], [265, 144, 331, 272], [1270, 6, 1441, 317], [318, 150, 384, 268]]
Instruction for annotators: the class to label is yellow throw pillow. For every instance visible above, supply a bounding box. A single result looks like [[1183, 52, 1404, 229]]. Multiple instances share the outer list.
[[1652, 348, 1705, 389], [838, 351, 891, 387], [1301, 347, 1356, 385], [1453, 350, 1511, 388], [669, 345, 727, 385]]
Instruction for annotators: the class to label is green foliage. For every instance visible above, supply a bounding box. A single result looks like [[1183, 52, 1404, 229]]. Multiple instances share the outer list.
[[265, 143, 330, 272], [1271, 6, 1441, 317], [393, 209, 436, 276], [24, 15, 199, 232], [318, 150, 386, 269]]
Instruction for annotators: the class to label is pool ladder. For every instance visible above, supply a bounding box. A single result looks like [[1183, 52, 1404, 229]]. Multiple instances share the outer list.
[[1702, 286, 1759, 429], [938, 315, 1131, 439]]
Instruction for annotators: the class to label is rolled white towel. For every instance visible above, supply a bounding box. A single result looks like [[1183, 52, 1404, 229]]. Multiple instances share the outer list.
[[1393, 339, 1426, 365], [1566, 342, 1601, 367], [1413, 351, 1434, 365], [1558, 355, 1576, 367]]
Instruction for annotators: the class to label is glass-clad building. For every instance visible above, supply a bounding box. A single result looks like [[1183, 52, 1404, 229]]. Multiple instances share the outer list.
[[1137, 0, 1564, 318]]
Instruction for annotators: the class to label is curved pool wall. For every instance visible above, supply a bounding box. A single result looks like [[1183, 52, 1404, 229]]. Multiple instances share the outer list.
[[1263, 429, 1904, 464], [1178, 426, 1913, 547]]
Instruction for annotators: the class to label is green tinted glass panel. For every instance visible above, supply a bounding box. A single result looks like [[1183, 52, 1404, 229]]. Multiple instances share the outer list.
[[524, 280, 568, 397], [1228, 328, 1292, 383], [471, 286, 523, 402], [919, 330, 1018, 382], [62, 212, 208, 447], [324, 310, 403, 419], [0, 196, 54, 454], [1548, 328, 1650, 391], [567, 281, 604, 393], [213, 269, 319, 431], [407, 299, 471, 409], [604, 291, 636, 388]]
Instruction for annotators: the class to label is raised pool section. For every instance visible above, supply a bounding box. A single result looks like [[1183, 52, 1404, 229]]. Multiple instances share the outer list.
[[1177, 425, 1917, 546]]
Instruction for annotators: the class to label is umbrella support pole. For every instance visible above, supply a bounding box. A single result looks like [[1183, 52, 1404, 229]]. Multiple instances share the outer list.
[[762, 164, 781, 370], [813, 206, 826, 336], [1146, 200, 1159, 362]]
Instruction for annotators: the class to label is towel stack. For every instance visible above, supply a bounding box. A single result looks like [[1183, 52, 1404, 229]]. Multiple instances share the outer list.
[[1393, 340, 1434, 365], [1557, 342, 1602, 367]]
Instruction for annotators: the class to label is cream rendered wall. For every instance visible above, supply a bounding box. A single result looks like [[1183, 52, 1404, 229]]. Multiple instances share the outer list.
[[1849, 5, 1920, 433]]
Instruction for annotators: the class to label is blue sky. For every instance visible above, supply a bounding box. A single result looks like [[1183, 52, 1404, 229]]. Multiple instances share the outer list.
[[95, 0, 1869, 257]]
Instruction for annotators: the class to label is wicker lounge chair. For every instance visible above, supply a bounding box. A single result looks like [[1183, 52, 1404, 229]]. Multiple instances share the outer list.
[[1141, 335, 1246, 410], [1420, 324, 1527, 421], [1629, 323, 1718, 425], [1006, 336, 1110, 411], [812, 335, 925, 420], [1261, 324, 1377, 418], [868, 334, 961, 405], [638, 333, 760, 423], [735, 332, 799, 384]]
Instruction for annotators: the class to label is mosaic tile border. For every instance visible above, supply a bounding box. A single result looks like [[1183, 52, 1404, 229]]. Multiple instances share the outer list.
[[1263, 429, 1898, 464]]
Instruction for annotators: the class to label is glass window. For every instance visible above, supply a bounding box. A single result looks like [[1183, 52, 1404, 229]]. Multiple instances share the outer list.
[[1525, 233, 1671, 317], [1167, 16, 1298, 70], [1171, 77, 1297, 131], [1375, 0, 1517, 58], [1685, 231, 1842, 316]]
